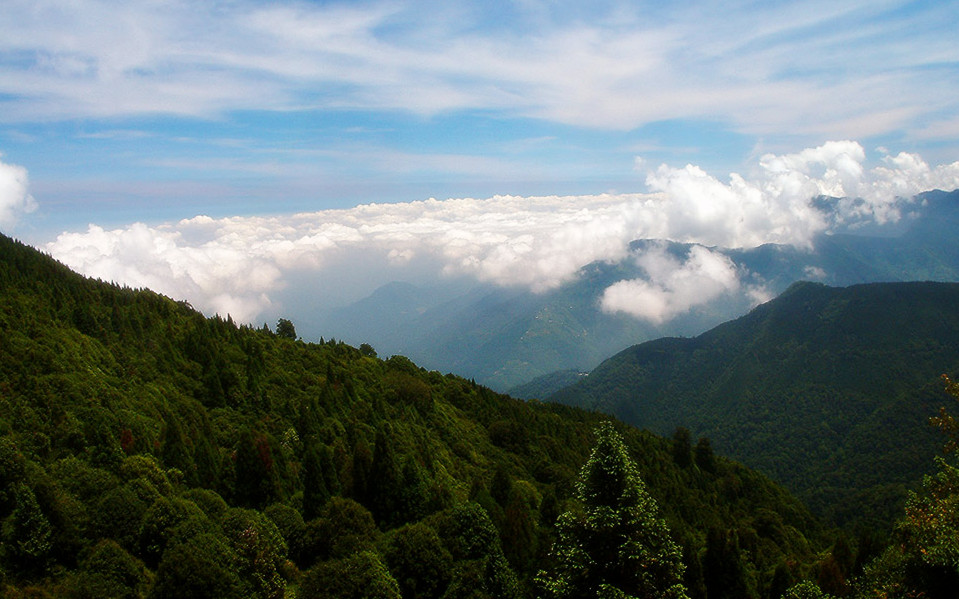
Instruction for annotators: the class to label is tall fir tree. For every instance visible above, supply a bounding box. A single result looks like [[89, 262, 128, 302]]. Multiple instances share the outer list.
[[703, 528, 752, 599], [3, 483, 53, 574], [370, 425, 401, 527], [234, 428, 279, 509], [537, 422, 689, 599], [302, 442, 331, 521]]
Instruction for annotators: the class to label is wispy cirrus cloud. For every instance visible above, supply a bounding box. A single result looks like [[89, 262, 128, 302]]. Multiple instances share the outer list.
[[0, 0, 955, 143], [44, 142, 959, 324]]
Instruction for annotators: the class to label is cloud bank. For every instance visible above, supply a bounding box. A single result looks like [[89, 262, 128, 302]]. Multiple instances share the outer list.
[[0, 155, 37, 230], [44, 142, 959, 324]]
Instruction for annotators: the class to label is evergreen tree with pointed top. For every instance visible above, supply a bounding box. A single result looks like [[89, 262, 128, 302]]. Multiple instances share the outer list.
[[3, 483, 53, 573], [276, 318, 296, 340], [703, 528, 751, 599], [538, 422, 689, 599], [370, 425, 401, 526], [302, 442, 330, 521]]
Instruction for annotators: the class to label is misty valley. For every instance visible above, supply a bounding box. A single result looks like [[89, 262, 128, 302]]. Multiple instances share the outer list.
[[321, 190, 959, 392]]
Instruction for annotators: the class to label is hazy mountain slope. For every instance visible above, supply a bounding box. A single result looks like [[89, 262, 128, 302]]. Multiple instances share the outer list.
[[551, 280, 959, 526], [0, 233, 827, 598], [321, 190, 959, 390], [508, 369, 587, 400], [326, 257, 756, 389]]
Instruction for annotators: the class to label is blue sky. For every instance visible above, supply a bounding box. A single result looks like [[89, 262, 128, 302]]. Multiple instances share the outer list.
[[2, 0, 959, 327]]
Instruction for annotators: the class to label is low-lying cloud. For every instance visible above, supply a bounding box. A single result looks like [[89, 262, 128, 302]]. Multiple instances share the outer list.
[[43, 142, 959, 325], [0, 155, 37, 230], [600, 245, 742, 323]]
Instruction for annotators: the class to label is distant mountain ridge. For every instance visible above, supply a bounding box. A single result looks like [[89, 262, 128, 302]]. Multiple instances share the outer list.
[[319, 189, 959, 390], [550, 280, 959, 527]]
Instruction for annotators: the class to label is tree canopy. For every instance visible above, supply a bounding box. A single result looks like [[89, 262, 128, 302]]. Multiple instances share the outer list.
[[853, 376, 959, 598]]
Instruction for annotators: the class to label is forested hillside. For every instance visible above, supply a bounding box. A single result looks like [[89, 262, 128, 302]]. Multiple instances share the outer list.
[[551, 280, 959, 528], [0, 232, 838, 598]]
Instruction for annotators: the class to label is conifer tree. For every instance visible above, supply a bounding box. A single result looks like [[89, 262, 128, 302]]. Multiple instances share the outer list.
[[370, 425, 401, 526], [160, 416, 194, 484], [302, 442, 330, 521], [321, 443, 341, 498], [538, 422, 689, 599], [276, 318, 296, 341], [502, 488, 537, 572], [0, 437, 26, 517], [3, 483, 53, 573], [703, 528, 751, 599], [671, 428, 693, 469], [234, 428, 278, 509], [693, 437, 715, 474], [397, 457, 427, 525]]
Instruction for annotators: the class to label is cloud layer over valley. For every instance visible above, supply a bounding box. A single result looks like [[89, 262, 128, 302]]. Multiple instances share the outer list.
[[43, 142, 959, 327]]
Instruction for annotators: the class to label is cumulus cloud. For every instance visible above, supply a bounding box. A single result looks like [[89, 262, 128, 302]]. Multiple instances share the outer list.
[[0, 155, 37, 230], [643, 141, 959, 248], [46, 142, 959, 325], [600, 245, 742, 323]]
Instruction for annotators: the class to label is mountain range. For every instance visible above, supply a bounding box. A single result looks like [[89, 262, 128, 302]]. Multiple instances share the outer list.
[[317, 190, 959, 391]]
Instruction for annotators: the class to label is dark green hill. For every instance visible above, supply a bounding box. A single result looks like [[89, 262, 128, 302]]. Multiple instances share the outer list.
[[551, 280, 959, 528], [0, 233, 829, 598]]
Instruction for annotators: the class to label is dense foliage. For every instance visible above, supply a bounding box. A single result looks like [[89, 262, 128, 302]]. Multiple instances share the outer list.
[[552, 280, 959, 528], [851, 375, 959, 599], [0, 233, 835, 597], [789, 375, 959, 599]]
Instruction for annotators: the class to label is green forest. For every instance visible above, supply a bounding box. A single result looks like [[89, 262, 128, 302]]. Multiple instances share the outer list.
[[552, 280, 959, 529], [1, 232, 957, 599]]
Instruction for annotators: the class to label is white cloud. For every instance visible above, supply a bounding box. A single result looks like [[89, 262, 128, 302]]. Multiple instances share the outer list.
[[869, 149, 959, 205], [599, 245, 742, 323], [48, 222, 282, 322], [45, 142, 959, 324], [0, 155, 37, 230], [644, 141, 959, 247], [803, 266, 828, 281]]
